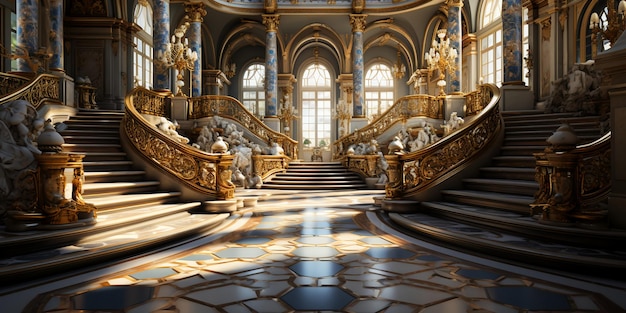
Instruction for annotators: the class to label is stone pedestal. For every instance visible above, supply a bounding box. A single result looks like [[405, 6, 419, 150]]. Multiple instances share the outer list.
[[500, 83, 534, 111], [350, 117, 369, 133], [443, 95, 466, 118], [171, 96, 188, 121]]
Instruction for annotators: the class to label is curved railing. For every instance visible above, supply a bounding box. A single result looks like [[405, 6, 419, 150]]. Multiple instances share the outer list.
[[0, 73, 62, 108], [532, 132, 611, 224], [123, 87, 236, 200], [0, 72, 31, 96], [333, 94, 442, 159], [385, 84, 502, 199], [188, 95, 298, 159]]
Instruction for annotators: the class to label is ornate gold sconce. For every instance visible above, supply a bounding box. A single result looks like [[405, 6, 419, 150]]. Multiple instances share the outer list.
[[589, 0, 626, 57], [224, 62, 236, 79], [158, 22, 198, 96], [425, 29, 458, 96], [278, 86, 298, 136], [391, 47, 406, 80]]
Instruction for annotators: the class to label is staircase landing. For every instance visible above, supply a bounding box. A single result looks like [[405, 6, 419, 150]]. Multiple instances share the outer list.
[[263, 161, 368, 190]]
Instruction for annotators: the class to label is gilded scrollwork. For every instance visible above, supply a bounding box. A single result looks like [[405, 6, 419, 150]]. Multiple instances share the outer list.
[[0, 74, 62, 109], [124, 87, 236, 200], [189, 96, 297, 159], [384, 84, 502, 198], [0, 73, 30, 96]]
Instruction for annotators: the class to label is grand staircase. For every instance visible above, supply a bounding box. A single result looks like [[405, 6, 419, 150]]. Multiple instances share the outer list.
[[388, 110, 626, 274], [0, 109, 232, 284], [262, 161, 368, 190]]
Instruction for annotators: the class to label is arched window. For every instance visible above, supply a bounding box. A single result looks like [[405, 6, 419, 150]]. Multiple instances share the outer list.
[[10, 10, 17, 71], [241, 63, 265, 118], [478, 0, 503, 86], [133, 1, 153, 88], [301, 63, 332, 149], [365, 63, 394, 121]]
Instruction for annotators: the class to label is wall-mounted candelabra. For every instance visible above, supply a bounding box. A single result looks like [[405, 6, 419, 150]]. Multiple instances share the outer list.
[[425, 29, 458, 96], [589, 0, 626, 57], [278, 103, 298, 136], [158, 22, 198, 96]]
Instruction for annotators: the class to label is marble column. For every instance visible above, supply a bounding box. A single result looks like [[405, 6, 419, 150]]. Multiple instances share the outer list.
[[350, 14, 367, 118], [153, 0, 170, 91], [16, 0, 38, 72], [447, 0, 463, 93], [263, 14, 280, 117], [185, 3, 206, 97], [49, 0, 63, 71], [502, 0, 523, 83]]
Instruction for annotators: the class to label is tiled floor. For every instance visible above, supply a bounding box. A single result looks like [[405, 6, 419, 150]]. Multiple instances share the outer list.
[[3, 192, 626, 312]]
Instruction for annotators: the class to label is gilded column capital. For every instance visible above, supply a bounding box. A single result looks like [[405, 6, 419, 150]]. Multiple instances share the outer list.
[[263, 14, 280, 32], [185, 2, 207, 22], [349, 14, 367, 33], [446, 0, 463, 8]]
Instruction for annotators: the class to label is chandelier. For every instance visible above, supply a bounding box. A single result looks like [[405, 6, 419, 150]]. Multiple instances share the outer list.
[[392, 48, 406, 79], [425, 29, 458, 96], [589, 0, 626, 57], [158, 22, 198, 96]]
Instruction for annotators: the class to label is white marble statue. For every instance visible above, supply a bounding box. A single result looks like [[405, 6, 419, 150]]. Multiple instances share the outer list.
[[156, 117, 189, 144], [442, 112, 464, 136]]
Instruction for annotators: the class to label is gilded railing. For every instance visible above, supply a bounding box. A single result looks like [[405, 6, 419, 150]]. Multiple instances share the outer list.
[[123, 87, 235, 200], [333, 94, 442, 159], [252, 155, 290, 180], [464, 84, 495, 117], [385, 84, 502, 199], [0, 72, 31, 96], [531, 132, 611, 225], [0, 73, 62, 108], [188, 96, 298, 159]]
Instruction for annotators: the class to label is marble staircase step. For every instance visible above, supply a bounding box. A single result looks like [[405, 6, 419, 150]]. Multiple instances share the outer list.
[[82, 160, 135, 171], [62, 135, 120, 144], [440, 189, 533, 214], [388, 210, 626, 274], [84, 191, 183, 211], [82, 181, 161, 196], [462, 178, 538, 197], [491, 155, 536, 167], [62, 143, 124, 153], [479, 166, 536, 181], [84, 170, 147, 183]]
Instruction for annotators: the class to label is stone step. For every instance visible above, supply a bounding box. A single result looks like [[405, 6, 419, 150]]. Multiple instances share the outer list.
[[84, 170, 147, 183], [62, 136, 120, 144], [62, 143, 124, 153], [81, 152, 129, 162], [262, 183, 368, 190], [82, 181, 161, 196], [479, 167, 536, 181], [83, 160, 134, 171], [491, 156, 536, 168], [269, 175, 363, 182], [499, 145, 546, 156], [84, 191, 183, 211], [388, 210, 626, 273], [440, 189, 533, 214], [463, 178, 538, 197]]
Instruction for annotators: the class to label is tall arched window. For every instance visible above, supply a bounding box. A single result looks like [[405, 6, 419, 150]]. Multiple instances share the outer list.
[[133, 1, 153, 88], [241, 63, 265, 118], [365, 63, 394, 121], [478, 0, 503, 86], [301, 63, 332, 148]]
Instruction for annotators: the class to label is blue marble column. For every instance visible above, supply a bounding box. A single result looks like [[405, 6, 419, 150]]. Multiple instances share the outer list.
[[16, 0, 38, 72], [185, 3, 206, 97], [502, 0, 523, 83], [49, 0, 63, 71], [447, 0, 463, 93], [153, 0, 170, 91], [350, 14, 367, 117], [263, 14, 280, 117]]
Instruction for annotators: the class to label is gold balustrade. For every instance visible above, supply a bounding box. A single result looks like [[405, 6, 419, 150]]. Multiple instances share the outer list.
[[0, 72, 31, 96], [532, 132, 611, 226], [188, 95, 298, 159], [123, 87, 236, 200], [384, 84, 502, 199], [333, 94, 443, 160], [0, 73, 62, 108]]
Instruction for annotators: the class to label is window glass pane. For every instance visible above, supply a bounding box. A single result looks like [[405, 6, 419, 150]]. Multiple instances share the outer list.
[[364, 63, 395, 121], [241, 64, 265, 116], [301, 63, 332, 147]]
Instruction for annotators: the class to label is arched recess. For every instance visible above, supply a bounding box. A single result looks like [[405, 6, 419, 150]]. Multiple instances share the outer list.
[[286, 23, 347, 74], [363, 20, 418, 74], [200, 23, 217, 69], [219, 20, 266, 72], [576, 0, 616, 62]]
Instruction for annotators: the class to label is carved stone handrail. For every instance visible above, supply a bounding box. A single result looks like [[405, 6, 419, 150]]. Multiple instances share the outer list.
[[123, 87, 235, 200], [188, 95, 298, 159], [333, 94, 443, 159], [0, 73, 62, 108], [532, 132, 611, 226], [384, 84, 502, 199], [0, 72, 31, 96]]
